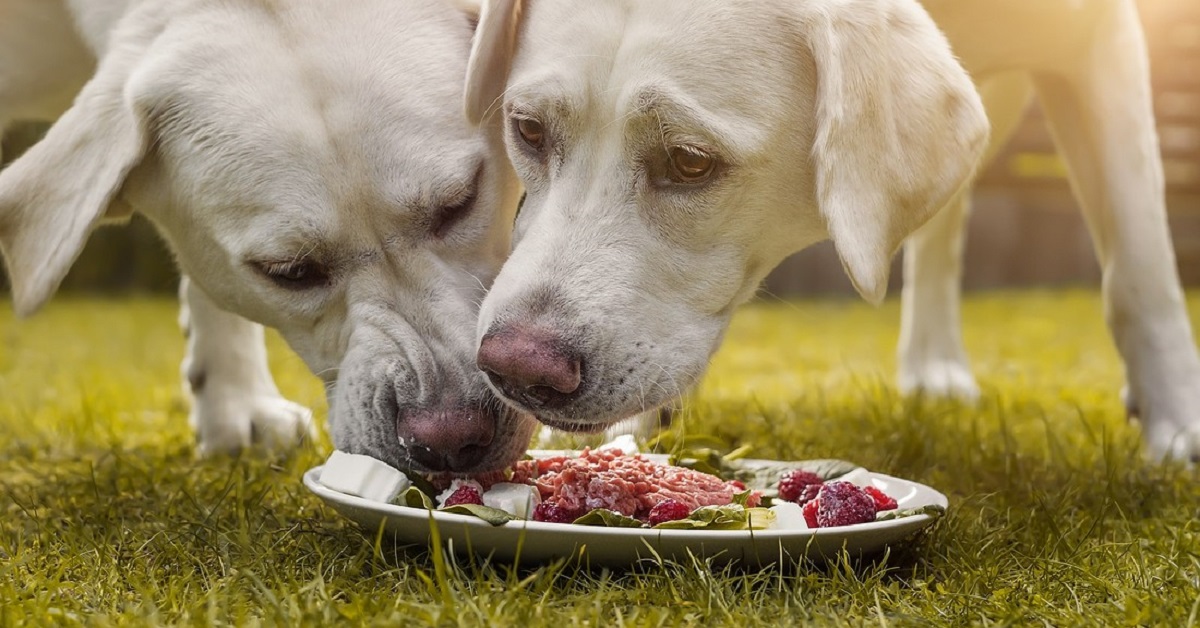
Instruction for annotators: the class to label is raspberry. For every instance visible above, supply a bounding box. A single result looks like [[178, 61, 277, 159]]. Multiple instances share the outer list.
[[648, 500, 692, 526], [864, 486, 898, 511], [778, 470, 824, 503], [532, 502, 583, 524], [442, 485, 483, 507], [797, 484, 822, 505], [802, 499, 819, 528], [814, 482, 877, 528]]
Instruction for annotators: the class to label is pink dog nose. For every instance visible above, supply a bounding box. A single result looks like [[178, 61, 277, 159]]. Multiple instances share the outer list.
[[477, 325, 582, 409], [401, 407, 495, 472]]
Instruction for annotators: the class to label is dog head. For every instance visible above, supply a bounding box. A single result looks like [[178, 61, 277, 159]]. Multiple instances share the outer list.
[[0, 0, 537, 472], [465, 0, 989, 431]]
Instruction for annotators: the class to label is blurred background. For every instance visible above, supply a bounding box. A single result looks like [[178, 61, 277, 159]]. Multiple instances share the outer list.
[[0, 0, 1197, 299]]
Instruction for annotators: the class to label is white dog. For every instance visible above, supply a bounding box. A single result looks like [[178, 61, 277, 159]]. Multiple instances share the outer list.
[[0, 0, 537, 473], [464, 0, 1200, 460]]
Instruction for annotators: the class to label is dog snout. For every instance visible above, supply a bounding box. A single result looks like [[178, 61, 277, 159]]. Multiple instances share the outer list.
[[399, 406, 496, 472], [477, 325, 582, 409]]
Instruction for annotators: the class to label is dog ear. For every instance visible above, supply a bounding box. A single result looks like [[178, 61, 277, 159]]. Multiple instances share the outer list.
[[0, 20, 162, 317], [464, 0, 523, 124], [804, 0, 989, 304]]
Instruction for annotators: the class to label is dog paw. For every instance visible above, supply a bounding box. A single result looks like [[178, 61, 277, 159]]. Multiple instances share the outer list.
[[1127, 365, 1200, 463], [1141, 420, 1200, 463], [192, 394, 315, 457], [1136, 393, 1200, 463], [898, 359, 980, 401]]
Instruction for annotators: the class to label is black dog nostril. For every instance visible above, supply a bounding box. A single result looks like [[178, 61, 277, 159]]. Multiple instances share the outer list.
[[408, 445, 448, 472], [449, 444, 487, 471], [524, 384, 557, 407]]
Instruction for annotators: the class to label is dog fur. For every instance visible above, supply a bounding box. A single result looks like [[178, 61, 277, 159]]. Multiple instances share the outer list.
[[464, 0, 1200, 460], [0, 0, 537, 472]]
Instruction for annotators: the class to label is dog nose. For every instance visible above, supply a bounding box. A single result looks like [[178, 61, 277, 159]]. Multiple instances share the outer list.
[[477, 325, 582, 409], [400, 406, 495, 472]]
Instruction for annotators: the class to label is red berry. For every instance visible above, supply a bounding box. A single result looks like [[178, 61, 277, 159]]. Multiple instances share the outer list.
[[648, 500, 692, 526], [864, 486, 898, 511], [442, 485, 483, 507], [802, 499, 819, 528], [778, 470, 824, 503], [532, 502, 583, 524], [798, 484, 822, 505], [815, 482, 877, 527]]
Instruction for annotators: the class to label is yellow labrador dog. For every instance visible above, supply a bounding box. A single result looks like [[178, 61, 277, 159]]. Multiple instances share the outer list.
[[0, 0, 537, 473], [465, 0, 1200, 460]]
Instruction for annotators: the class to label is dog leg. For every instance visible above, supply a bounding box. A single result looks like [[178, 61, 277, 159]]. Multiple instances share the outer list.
[[179, 276, 314, 455], [899, 73, 1034, 399], [1032, 2, 1200, 461]]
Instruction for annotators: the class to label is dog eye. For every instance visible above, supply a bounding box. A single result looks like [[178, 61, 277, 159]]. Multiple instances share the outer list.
[[431, 189, 477, 238], [514, 116, 546, 151], [668, 146, 716, 183], [255, 259, 330, 290]]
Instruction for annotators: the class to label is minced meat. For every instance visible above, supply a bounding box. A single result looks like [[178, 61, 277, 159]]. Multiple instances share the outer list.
[[510, 448, 760, 521]]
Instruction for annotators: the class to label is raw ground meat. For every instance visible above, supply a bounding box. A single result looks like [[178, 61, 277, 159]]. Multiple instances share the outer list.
[[510, 448, 761, 521]]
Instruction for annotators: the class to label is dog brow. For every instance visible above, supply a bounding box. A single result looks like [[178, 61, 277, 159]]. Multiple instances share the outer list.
[[628, 86, 757, 158]]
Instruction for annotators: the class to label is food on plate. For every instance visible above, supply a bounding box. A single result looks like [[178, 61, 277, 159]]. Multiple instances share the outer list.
[[777, 469, 824, 504], [647, 500, 692, 526], [864, 486, 899, 511], [769, 501, 809, 530], [479, 482, 542, 519], [439, 481, 485, 507], [315, 437, 938, 531], [774, 465, 902, 529], [318, 451, 411, 502], [511, 447, 762, 524], [807, 481, 878, 527]]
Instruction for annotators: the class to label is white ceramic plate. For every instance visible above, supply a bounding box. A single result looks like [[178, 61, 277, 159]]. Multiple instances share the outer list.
[[303, 456, 949, 568]]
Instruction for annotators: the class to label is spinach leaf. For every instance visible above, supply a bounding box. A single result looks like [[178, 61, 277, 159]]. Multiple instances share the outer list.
[[875, 504, 946, 522], [571, 509, 645, 528], [653, 505, 776, 531]]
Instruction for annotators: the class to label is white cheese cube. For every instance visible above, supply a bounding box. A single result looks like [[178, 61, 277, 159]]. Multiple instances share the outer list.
[[319, 451, 411, 503], [481, 482, 542, 519], [769, 501, 810, 530]]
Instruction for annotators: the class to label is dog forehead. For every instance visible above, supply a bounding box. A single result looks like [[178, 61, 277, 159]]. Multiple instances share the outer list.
[[146, 0, 473, 130], [512, 0, 800, 136], [141, 0, 484, 209]]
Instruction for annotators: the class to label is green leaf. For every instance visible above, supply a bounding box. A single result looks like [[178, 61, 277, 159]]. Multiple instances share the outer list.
[[392, 487, 518, 526], [404, 473, 439, 498], [653, 505, 776, 531], [394, 486, 434, 509], [440, 504, 518, 526], [875, 504, 947, 522], [571, 509, 646, 528], [664, 439, 862, 489]]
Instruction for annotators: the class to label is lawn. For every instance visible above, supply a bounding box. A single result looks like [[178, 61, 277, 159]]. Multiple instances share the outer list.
[[1, 291, 1198, 626]]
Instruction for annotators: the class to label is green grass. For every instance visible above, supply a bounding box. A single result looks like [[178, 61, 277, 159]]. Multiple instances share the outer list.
[[1, 291, 1199, 626]]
